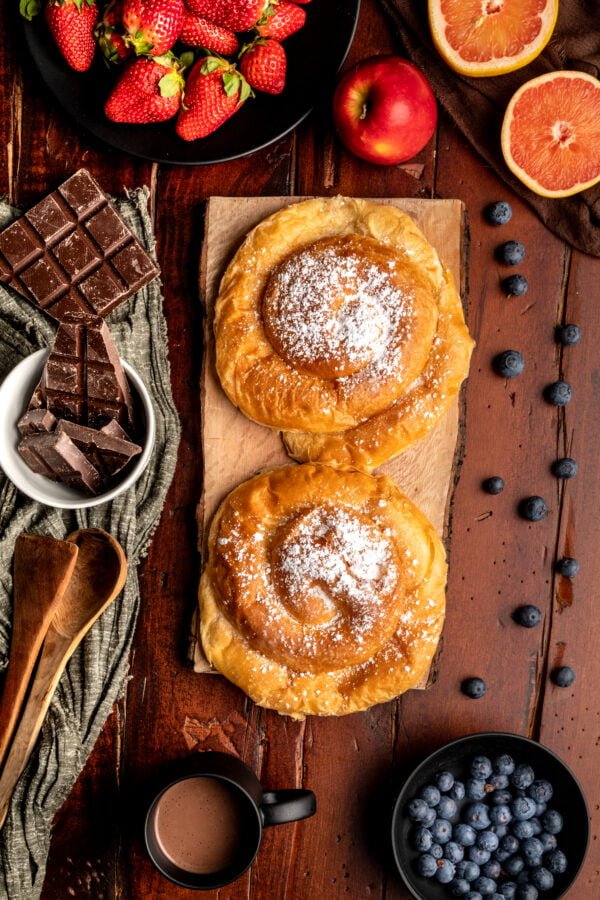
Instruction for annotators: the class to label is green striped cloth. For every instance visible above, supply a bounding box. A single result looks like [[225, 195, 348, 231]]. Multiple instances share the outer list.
[[0, 188, 180, 899]]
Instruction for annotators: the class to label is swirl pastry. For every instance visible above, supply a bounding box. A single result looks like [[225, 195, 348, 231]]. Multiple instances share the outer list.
[[199, 464, 447, 719]]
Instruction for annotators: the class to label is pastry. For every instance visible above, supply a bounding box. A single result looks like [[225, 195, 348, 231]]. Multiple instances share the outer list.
[[214, 197, 442, 434], [199, 463, 447, 719]]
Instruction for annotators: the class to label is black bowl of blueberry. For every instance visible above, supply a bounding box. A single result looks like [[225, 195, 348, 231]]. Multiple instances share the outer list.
[[391, 733, 588, 900]]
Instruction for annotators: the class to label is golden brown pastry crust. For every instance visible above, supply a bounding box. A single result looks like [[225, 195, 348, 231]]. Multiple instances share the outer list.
[[214, 198, 443, 434], [283, 269, 474, 471], [199, 464, 447, 719]]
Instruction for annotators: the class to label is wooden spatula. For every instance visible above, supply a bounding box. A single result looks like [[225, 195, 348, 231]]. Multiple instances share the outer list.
[[0, 528, 127, 829], [0, 535, 79, 769]]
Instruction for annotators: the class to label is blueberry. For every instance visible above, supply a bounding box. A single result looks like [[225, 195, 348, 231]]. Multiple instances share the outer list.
[[437, 796, 458, 820], [516, 886, 538, 900], [490, 804, 512, 827], [504, 855, 525, 876], [538, 831, 557, 853], [492, 824, 508, 839], [478, 831, 500, 852], [497, 241, 525, 266], [416, 853, 437, 877], [493, 754, 515, 776], [544, 380, 572, 406], [494, 848, 512, 863], [454, 823, 478, 847], [462, 677, 488, 699], [503, 274, 528, 297], [518, 496, 548, 522], [450, 781, 466, 801], [485, 201, 513, 225], [471, 757, 493, 780], [501, 833, 520, 855], [473, 876, 497, 896], [511, 820, 535, 840], [420, 784, 441, 807], [482, 859, 501, 879], [456, 860, 481, 882], [483, 476, 505, 495], [544, 848, 567, 874], [432, 818, 453, 844], [435, 858, 456, 884], [541, 809, 563, 834], [551, 457, 578, 479], [535, 802, 547, 817], [412, 826, 433, 852], [530, 867, 554, 891], [498, 885, 518, 899], [550, 666, 575, 688], [451, 878, 472, 896], [445, 841, 465, 863], [465, 893, 484, 900], [529, 817, 542, 836], [513, 605, 542, 628], [468, 846, 491, 865], [464, 802, 491, 831], [436, 770, 455, 792], [511, 765, 535, 790], [493, 350, 524, 378], [431, 843, 444, 859], [521, 837, 544, 863], [466, 778, 488, 801], [516, 872, 532, 887], [488, 773, 509, 790], [527, 781, 553, 805], [556, 323, 581, 346], [422, 807, 437, 828], [407, 798, 429, 821], [556, 556, 580, 577], [492, 790, 513, 807], [512, 797, 537, 821]]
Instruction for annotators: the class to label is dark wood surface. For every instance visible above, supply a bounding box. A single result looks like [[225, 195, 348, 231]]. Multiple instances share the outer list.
[[0, 0, 598, 897]]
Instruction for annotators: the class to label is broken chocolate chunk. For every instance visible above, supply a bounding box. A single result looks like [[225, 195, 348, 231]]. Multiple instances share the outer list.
[[18, 431, 102, 495], [56, 419, 141, 479]]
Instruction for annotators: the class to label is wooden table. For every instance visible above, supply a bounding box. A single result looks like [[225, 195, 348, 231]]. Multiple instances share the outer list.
[[1, 1, 598, 897]]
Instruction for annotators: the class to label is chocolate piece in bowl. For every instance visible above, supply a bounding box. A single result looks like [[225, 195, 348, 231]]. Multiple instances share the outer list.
[[17, 409, 57, 436], [0, 169, 159, 321], [42, 315, 134, 431], [17, 431, 102, 495], [56, 420, 141, 480]]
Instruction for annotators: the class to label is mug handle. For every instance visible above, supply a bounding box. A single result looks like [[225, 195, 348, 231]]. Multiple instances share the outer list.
[[260, 789, 316, 827]]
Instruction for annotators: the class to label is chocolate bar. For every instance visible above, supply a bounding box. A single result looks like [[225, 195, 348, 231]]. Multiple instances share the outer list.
[[17, 408, 57, 435], [0, 169, 159, 320], [56, 420, 141, 479], [18, 431, 102, 495], [42, 315, 134, 431]]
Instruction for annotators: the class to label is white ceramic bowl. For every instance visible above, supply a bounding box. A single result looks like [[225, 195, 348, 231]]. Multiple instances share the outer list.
[[0, 349, 155, 510]]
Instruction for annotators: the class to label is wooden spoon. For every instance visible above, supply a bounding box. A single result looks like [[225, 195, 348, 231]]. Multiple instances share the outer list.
[[0, 535, 79, 769], [0, 528, 127, 829]]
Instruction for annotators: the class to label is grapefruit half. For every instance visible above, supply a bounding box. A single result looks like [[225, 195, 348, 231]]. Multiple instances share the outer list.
[[428, 0, 559, 77], [501, 71, 600, 198]]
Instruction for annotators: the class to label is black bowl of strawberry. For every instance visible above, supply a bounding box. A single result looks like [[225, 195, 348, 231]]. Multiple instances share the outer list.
[[391, 733, 589, 900], [22, 0, 360, 165]]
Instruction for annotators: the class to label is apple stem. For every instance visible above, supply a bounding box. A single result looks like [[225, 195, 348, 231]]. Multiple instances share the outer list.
[[359, 102, 368, 120]]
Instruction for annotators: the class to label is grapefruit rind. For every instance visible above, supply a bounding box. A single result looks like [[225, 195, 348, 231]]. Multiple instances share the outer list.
[[501, 70, 600, 199], [428, 0, 559, 78]]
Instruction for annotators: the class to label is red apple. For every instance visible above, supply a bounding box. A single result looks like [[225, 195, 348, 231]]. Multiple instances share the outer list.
[[332, 56, 437, 165]]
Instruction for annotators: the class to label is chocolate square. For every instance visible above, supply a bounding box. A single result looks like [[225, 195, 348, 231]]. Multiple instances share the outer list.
[[53, 230, 98, 278], [79, 264, 126, 313], [0, 220, 41, 269], [86, 205, 130, 252], [25, 195, 73, 242], [17, 409, 57, 436], [58, 169, 105, 217], [112, 242, 157, 290], [19, 257, 67, 306]]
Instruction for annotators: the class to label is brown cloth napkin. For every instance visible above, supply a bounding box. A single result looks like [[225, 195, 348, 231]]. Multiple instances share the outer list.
[[378, 0, 600, 256]]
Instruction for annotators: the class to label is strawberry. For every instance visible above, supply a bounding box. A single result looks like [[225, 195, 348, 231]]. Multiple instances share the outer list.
[[257, 2, 305, 41], [122, 0, 184, 56], [239, 38, 285, 95], [180, 11, 239, 55], [105, 54, 187, 122], [96, 0, 131, 64], [185, 0, 265, 31], [176, 56, 252, 141], [44, 0, 99, 72]]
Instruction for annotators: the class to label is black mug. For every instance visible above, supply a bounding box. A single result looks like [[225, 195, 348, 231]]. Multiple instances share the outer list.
[[144, 752, 316, 890]]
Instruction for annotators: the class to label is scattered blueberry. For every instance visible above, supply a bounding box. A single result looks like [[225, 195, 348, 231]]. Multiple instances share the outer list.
[[544, 380, 572, 406], [498, 884, 518, 899], [518, 496, 548, 522], [497, 241, 525, 266], [467, 778, 488, 801], [501, 833, 520, 855], [550, 666, 575, 688], [485, 201, 513, 226], [471, 757, 494, 780], [541, 809, 563, 834], [530, 867, 554, 891], [513, 605, 542, 628], [420, 784, 441, 807], [556, 556, 580, 577], [521, 836, 544, 865], [432, 818, 454, 844], [436, 770, 455, 792], [488, 773, 509, 791], [503, 274, 528, 297], [412, 826, 433, 852], [538, 832, 557, 854], [529, 817, 542, 836], [445, 841, 465, 864], [515, 886, 538, 900], [556, 323, 581, 346], [436, 858, 456, 884], [527, 781, 553, 805], [464, 803, 492, 831], [482, 476, 505, 495], [493, 350, 525, 378], [462, 677, 488, 699], [482, 859, 501, 880], [437, 796, 458, 820], [455, 824, 478, 847], [408, 798, 429, 822], [431, 843, 444, 859], [468, 846, 492, 865], [511, 765, 535, 790], [478, 831, 500, 852], [512, 797, 537, 821], [504, 855, 525, 877], [457, 860, 481, 882], [493, 754, 516, 776], [465, 893, 484, 900], [551, 457, 578, 479], [473, 876, 498, 896], [450, 781, 467, 802], [451, 878, 472, 896], [544, 848, 567, 874], [511, 819, 535, 840], [416, 853, 438, 877], [490, 804, 512, 827], [422, 807, 437, 828]]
